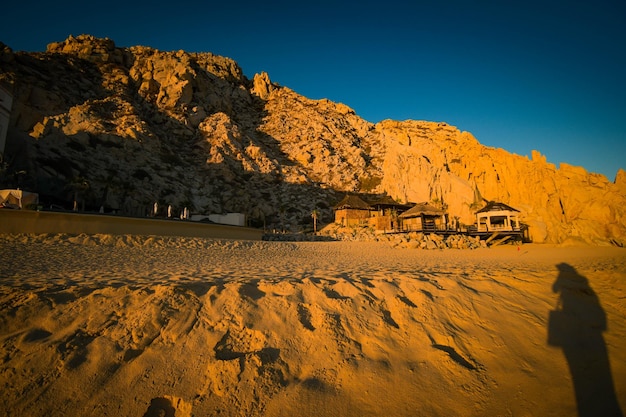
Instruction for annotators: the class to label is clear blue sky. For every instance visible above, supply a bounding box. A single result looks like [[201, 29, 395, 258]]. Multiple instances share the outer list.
[[1, 1, 625, 180]]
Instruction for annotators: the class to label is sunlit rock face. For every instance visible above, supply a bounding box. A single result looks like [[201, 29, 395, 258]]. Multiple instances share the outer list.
[[1, 34, 624, 245], [372, 120, 626, 245]]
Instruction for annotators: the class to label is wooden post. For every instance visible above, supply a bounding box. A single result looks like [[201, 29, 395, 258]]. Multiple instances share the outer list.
[[485, 232, 500, 245], [490, 235, 512, 247]]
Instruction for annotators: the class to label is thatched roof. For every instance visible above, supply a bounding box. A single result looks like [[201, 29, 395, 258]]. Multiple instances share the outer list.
[[368, 195, 410, 209], [476, 201, 519, 214], [369, 195, 398, 205], [333, 195, 373, 210], [399, 202, 444, 218]]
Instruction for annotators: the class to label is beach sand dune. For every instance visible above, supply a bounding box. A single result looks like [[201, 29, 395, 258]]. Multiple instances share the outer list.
[[1, 234, 624, 416]]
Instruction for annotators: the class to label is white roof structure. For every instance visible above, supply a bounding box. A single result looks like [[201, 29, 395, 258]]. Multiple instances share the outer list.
[[0, 189, 39, 209]]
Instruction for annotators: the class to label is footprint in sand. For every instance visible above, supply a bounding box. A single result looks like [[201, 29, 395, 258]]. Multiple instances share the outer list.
[[213, 327, 267, 360], [396, 294, 418, 308], [22, 328, 52, 342], [57, 329, 97, 369], [238, 280, 266, 301], [143, 397, 175, 417], [432, 344, 478, 371], [142, 396, 191, 417], [381, 309, 400, 329], [323, 287, 350, 300], [297, 304, 316, 331]]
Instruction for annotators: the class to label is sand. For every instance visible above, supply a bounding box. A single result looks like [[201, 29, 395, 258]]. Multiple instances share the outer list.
[[0, 233, 624, 416]]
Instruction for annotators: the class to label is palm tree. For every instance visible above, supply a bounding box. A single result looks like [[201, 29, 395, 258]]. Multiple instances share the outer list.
[[311, 209, 320, 234], [67, 176, 90, 211], [278, 204, 287, 233]]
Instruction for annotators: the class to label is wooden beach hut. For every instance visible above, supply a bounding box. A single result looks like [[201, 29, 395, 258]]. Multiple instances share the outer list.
[[368, 195, 410, 231], [333, 195, 373, 227], [475, 201, 520, 232], [399, 202, 447, 232]]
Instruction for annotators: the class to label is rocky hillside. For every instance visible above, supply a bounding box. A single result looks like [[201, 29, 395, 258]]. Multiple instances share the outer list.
[[1, 34, 624, 245]]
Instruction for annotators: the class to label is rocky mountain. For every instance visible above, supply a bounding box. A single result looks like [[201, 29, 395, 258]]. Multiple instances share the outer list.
[[1, 34, 624, 245]]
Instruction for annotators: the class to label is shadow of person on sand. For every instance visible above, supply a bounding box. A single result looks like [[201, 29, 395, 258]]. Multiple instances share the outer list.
[[548, 263, 623, 416]]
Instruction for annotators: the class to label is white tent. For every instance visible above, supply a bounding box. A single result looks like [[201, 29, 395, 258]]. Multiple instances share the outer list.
[[0, 189, 39, 209]]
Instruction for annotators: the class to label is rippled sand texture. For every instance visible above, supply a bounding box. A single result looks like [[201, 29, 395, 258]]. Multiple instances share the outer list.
[[1, 234, 625, 416]]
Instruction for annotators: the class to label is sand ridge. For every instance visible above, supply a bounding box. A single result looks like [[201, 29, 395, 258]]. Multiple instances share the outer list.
[[0, 233, 624, 416]]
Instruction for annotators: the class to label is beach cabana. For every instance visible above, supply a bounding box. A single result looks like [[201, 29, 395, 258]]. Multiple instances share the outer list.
[[368, 195, 410, 231], [333, 195, 373, 227], [475, 201, 520, 232], [399, 202, 446, 232], [0, 189, 39, 209], [368, 195, 411, 214]]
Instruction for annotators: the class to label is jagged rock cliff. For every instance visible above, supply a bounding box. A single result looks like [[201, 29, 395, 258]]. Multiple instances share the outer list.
[[1, 34, 624, 245]]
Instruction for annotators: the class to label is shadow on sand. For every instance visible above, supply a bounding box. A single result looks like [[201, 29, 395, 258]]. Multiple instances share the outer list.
[[548, 263, 623, 416]]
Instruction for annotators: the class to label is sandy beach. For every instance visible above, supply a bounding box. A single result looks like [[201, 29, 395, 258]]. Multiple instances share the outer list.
[[1, 233, 624, 416]]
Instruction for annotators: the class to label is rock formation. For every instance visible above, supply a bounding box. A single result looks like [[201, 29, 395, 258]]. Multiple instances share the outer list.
[[1, 34, 624, 245]]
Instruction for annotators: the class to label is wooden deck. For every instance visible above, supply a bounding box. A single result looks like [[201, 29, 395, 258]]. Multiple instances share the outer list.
[[466, 225, 528, 243], [382, 224, 529, 244]]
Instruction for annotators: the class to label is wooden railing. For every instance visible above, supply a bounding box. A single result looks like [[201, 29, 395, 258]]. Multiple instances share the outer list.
[[401, 223, 449, 233], [475, 224, 521, 232]]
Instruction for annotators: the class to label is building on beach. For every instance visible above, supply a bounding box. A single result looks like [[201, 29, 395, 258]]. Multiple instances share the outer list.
[[331, 194, 528, 242], [398, 202, 447, 232], [333, 194, 449, 233], [368, 195, 411, 231], [474, 201, 521, 232], [333, 194, 373, 227]]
